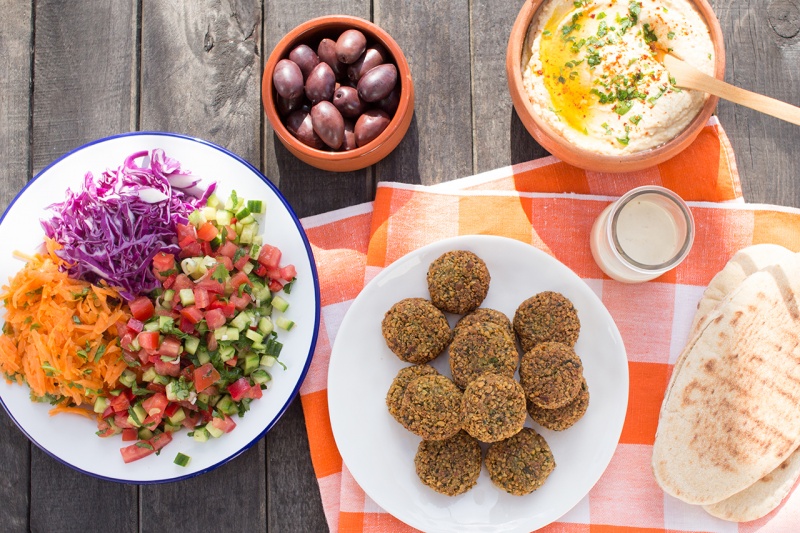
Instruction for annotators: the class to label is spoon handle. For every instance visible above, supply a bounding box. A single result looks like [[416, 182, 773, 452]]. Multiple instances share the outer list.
[[664, 54, 800, 127]]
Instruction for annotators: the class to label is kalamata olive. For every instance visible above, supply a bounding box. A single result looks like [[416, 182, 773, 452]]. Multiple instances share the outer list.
[[285, 110, 325, 149], [357, 63, 398, 102], [310, 101, 345, 149], [305, 62, 336, 105], [317, 38, 346, 79], [336, 29, 367, 64], [347, 45, 388, 82], [342, 119, 357, 151], [354, 109, 390, 147], [272, 59, 304, 99], [289, 44, 320, 79], [377, 86, 401, 115], [332, 86, 366, 118], [276, 94, 304, 116]]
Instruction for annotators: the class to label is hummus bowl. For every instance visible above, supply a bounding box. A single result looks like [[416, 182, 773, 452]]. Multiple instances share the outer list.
[[507, 0, 725, 173]]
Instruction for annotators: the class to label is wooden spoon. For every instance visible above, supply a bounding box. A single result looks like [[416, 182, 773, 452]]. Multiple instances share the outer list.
[[656, 49, 800, 127]]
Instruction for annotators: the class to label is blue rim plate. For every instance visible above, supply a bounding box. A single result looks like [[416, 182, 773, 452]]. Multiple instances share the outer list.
[[0, 132, 320, 483]]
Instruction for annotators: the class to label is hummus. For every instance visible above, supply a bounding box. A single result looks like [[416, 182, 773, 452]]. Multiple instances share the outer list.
[[522, 0, 715, 155]]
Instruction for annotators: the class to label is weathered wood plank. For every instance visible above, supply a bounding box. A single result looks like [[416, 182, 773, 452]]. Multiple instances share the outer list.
[[28, 0, 139, 528], [375, 0, 473, 184], [470, 0, 549, 172], [139, 1, 266, 530], [711, 0, 800, 206], [0, 1, 33, 530], [263, 1, 373, 218]]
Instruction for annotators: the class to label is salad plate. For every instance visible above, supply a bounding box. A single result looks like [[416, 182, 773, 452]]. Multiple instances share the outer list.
[[328, 235, 628, 533], [0, 132, 320, 483]]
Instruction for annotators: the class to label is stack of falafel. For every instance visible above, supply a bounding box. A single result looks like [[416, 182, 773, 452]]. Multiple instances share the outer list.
[[381, 250, 590, 497]]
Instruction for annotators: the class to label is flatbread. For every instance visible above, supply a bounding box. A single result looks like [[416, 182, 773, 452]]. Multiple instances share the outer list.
[[653, 254, 800, 505], [689, 244, 794, 338], [703, 448, 800, 522]]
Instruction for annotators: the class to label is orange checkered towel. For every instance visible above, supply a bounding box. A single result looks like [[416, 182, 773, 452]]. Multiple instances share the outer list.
[[298, 117, 800, 532]]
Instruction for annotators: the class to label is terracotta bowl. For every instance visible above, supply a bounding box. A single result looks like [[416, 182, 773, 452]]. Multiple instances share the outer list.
[[506, 0, 725, 173], [263, 16, 414, 172]]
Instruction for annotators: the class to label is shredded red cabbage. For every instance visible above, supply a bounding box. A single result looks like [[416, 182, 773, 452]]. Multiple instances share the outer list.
[[41, 149, 216, 300]]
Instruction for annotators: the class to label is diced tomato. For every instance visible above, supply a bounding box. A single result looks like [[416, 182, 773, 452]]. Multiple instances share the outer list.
[[280, 265, 297, 281], [196, 222, 219, 242], [215, 255, 234, 271], [153, 357, 181, 377], [225, 225, 237, 241], [146, 383, 167, 394], [121, 428, 139, 442], [177, 400, 199, 412], [96, 419, 117, 438], [217, 241, 238, 258], [229, 292, 252, 311], [192, 287, 209, 309], [196, 277, 224, 294], [193, 363, 221, 392], [176, 223, 197, 242], [142, 413, 163, 431], [137, 331, 160, 352], [206, 331, 218, 352], [228, 378, 251, 402], [253, 264, 268, 277], [150, 431, 173, 451], [164, 402, 181, 418], [268, 279, 284, 293], [244, 385, 263, 400], [230, 271, 252, 291], [179, 241, 203, 259], [120, 331, 137, 351], [210, 414, 237, 434], [204, 308, 227, 330], [152, 252, 176, 280], [233, 252, 251, 271], [200, 240, 212, 256], [120, 443, 154, 463], [225, 356, 238, 367], [162, 273, 177, 289], [258, 244, 282, 269], [136, 349, 150, 365], [114, 412, 135, 430], [126, 318, 144, 333], [182, 411, 201, 430], [101, 405, 114, 420], [207, 299, 235, 317], [110, 393, 131, 413], [129, 296, 155, 322], [142, 392, 168, 416], [158, 336, 183, 358], [180, 306, 204, 325]]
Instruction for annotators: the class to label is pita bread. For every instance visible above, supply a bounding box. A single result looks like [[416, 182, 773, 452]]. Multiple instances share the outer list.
[[689, 244, 794, 338], [653, 253, 800, 505], [703, 448, 800, 522]]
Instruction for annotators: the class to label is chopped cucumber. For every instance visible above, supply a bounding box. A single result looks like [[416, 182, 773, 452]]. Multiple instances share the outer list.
[[252, 369, 271, 385], [188, 210, 206, 226], [260, 355, 277, 368], [179, 288, 195, 306], [162, 289, 175, 303], [193, 427, 210, 442], [245, 329, 264, 344], [206, 192, 220, 208], [184, 336, 200, 355], [243, 352, 260, 375], [142, 366, 158, 383], [231, 311, 251, 331], [216, 210, 233, 226], [201, 206, 217, 221], [119, 369, 137, 388], [219, 345, 236, 362], [247, 199, 264, 214], [93, 397, 109, 414], [272, 296, 289, 312], [138, 428, 154, 440], [174, 452, 191, 467], [276, 316, 295, 331], [257, 317, 274, 335], [206, 423, 224, 438], [167, 407, 186, 425]]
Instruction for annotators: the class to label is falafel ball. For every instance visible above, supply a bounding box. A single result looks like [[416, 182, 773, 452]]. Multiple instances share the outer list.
[[381, 298, 452, 364], [414, 431, 482, 496], [386, 364, 441, 426], [449, 322, 518, 389], [461, 373, 526, 443], [485, 427, 555, 495], [454, 308, 513, 337], [427, 251, 491, 315], [401, 374, 464, 440], [527, 377, 589, 431], [519, 341, 583, 409], [513, 291, 580, 352]]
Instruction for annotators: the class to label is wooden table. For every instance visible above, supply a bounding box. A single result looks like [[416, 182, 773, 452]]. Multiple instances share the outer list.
[[0, 1, 797, 531]]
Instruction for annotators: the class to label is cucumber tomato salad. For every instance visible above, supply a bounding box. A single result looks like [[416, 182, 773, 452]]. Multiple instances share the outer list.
[[104, 192, 297, 464], [0, 150, 298, 466]]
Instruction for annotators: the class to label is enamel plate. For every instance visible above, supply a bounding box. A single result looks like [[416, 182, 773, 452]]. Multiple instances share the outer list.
[[328, 235, 627, 533], [0, 132, 320, 483]]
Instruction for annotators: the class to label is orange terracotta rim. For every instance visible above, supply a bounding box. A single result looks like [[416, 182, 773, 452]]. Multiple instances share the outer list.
[[262, 16, 415, 172], [505, 0, 726, 173]]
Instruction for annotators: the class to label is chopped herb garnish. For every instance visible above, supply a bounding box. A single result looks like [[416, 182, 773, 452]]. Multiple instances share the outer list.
[[72, 316, 82, 325], [597, 12, 607, 20], [615, 100, 633, 115], [135, 441, 155, 450], [94, 343, 107, 363], [597, 21, 608, 37], [667, 31, 675, 39], [642, 23, 658, 44], [630, 114, 643, 125]]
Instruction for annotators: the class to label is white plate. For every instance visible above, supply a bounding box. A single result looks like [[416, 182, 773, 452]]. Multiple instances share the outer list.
[[328, 235, 628, 533], [0, 132, 320, 483]]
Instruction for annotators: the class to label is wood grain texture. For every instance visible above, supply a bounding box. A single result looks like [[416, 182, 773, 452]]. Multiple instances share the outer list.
[[139, 2, 266, 531], [141, 0, 262, 165], [711, 0, 800, 207], [374, 0, 473, 184], [0, 1, 32, 530], [263, 1, 373, 218], [31, 0, 138, 172], [470, 0, 549, 172], [28, 1, 139, 530]]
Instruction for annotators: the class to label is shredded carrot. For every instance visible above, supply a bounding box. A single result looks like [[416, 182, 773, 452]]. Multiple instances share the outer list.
[[0, 238, 131, 417]]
